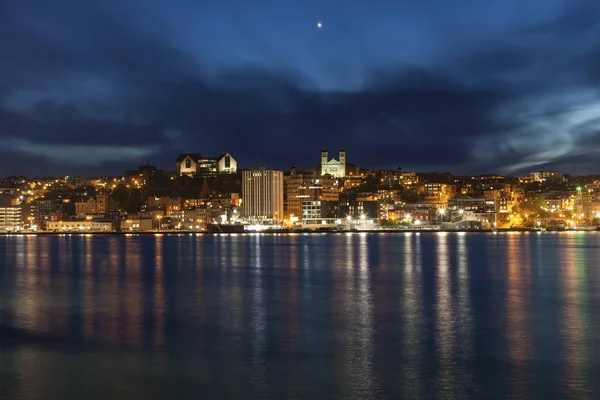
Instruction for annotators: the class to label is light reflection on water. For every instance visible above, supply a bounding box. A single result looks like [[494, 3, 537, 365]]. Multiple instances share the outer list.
[[401, 232, 424, 398], [1, 233, 600, 399], [560, 234, 591, 397], [505, 233, 533, 397]]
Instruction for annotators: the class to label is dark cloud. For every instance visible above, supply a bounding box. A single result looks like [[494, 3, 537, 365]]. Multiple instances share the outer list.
[[1, 0, 600, 176], [521, 0, 600, 35]]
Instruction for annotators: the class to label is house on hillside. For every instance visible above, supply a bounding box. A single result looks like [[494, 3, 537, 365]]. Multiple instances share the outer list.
[[176, 153, 237, 177]]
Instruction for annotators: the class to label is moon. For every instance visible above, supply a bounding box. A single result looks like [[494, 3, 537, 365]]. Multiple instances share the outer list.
[[317, 21, 322, 29]]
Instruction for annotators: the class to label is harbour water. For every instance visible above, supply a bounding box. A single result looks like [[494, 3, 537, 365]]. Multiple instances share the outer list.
[[0, 232, 599, 399]]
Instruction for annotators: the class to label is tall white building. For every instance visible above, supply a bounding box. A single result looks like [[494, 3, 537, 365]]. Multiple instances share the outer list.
[[242, 168, 284, 223], [320, 149, 346, 178]]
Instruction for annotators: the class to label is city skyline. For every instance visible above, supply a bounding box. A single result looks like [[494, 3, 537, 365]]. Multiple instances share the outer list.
[[2, 1, 600, 176], [1, 146, 598, 233]]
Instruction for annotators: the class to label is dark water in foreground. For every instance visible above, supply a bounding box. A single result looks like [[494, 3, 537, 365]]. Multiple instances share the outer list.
[[1, 232, 600, 399]]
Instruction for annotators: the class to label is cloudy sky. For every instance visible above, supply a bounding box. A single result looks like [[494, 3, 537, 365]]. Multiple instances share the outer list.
[[1, 0, 600, 176]]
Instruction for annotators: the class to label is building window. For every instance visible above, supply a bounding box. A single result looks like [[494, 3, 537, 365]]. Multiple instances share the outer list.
[[225, 156, 231, 168]]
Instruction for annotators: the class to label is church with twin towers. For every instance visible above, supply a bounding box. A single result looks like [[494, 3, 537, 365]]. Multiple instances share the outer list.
[[320, 149, 346, 178]]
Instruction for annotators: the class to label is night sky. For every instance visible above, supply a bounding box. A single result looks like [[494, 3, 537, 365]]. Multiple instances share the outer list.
[[1, 0, 600, 176]]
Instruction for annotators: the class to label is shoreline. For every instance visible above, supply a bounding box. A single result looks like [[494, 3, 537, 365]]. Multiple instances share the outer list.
[[0, 228, 597, 236]]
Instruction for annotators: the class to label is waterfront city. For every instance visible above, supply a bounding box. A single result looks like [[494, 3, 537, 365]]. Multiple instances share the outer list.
[[1, 149, 599, 234]]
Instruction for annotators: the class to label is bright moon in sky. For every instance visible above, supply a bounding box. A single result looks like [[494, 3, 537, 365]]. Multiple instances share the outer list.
[[317, 21, 322, 29]]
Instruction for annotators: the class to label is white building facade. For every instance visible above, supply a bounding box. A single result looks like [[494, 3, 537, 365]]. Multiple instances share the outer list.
[[46, 220, 113, 231], [216, 153, 237, 173], [320, 149, 346, 178]]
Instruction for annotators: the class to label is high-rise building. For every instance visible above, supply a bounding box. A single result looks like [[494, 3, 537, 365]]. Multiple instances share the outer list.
[[242, 168, 284, 223], [284, 168, 338, 220]]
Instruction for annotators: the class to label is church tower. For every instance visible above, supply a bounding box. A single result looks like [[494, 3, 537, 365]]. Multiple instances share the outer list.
[[321, 149, 328, 168], [339, 149, 346, 177]]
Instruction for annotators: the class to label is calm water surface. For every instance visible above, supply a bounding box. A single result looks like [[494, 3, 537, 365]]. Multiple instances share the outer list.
[[1, 232, 600, 399]]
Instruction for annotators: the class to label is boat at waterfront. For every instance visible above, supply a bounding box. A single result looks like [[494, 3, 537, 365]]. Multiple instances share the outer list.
[[206, 224, 245, 233], [571, 225, 597, 231]]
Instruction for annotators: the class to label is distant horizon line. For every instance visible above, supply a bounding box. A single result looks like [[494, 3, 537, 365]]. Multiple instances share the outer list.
[[0, 168, 598, 180]]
